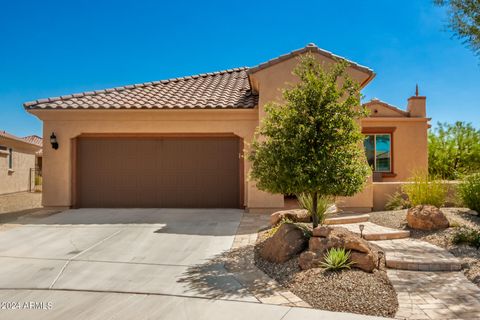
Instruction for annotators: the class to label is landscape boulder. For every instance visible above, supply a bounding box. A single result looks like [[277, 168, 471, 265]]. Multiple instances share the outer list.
[[259, 223, 308, 263], [270, 209, 311, 226], [299, 226, 378, 272], [406, 205, 449, 230]]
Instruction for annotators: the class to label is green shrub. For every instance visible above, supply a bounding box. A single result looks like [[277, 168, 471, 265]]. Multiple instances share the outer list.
[[402, 172, 447, 207], [385, 192, 410, 210], [449, 220, 462, 228], [452, 226, 480, 248], [320, 248, 354, 271], [297, 193, 334, 225], [458, 173, 480, 213], [428, 122, 480, 180], [34, 175, 42, 186], [266, 218, 312, 240], [266, 218, 293, 237]]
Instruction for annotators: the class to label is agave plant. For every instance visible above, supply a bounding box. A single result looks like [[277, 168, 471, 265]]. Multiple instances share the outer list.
[[320, 248, 355, 271]]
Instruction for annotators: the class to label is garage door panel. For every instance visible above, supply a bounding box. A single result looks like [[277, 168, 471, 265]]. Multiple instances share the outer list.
[[77, 137, 240, 208]]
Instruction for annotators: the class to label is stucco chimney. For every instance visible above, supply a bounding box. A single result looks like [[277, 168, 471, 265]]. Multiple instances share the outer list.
[[407, 85, 426, 117]]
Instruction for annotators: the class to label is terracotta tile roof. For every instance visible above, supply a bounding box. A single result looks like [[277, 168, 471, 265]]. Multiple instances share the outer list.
[[22, 135, 43, 146], [247, 43, 374, 76], [23, 44, 374, 111], [24, 68, 257, 110], [0, 131, 42, 147]]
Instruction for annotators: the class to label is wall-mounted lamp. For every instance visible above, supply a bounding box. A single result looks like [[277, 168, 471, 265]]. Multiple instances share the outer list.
[[50, 132, 59, 150]]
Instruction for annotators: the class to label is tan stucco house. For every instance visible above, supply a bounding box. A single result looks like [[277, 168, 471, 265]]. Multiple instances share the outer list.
[[24, 44, 429, 212], [0, 131, 42, 194]]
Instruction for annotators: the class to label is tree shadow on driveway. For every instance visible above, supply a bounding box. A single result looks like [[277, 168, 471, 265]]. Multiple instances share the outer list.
[[178, 244, 281, 302]]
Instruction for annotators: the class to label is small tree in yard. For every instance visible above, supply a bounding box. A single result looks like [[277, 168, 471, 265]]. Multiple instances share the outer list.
[[428, 122, 480, 179], [248, 55, 370, 228]]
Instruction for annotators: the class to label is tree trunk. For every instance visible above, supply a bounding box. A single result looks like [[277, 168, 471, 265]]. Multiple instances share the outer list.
[[312, 191, 319, 228]]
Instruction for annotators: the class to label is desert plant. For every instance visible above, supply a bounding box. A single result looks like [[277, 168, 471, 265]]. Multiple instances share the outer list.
[[428, 122, 480, 180], [402, 172, 447, 207], [34, 175, 42, 186], [385, 192, 410, 210], [266, 217, 294, 237], [320, 248, 354, 271], [265, 218, 312, 239], [248, 54, 370, 228], [297, 193, 334, 225], [452, 226, 480, 248], [458, 173, 480, 213]]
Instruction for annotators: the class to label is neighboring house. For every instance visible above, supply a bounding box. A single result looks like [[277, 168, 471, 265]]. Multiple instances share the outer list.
[[0, 131, 42, 194], [23, 135, 43, 172], [24, 43, 429, 212]]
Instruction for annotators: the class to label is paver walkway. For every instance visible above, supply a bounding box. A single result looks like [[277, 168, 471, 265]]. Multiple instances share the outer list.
[[338, 221, 410, 240], [374, 238, 461, 271], [336, 215, 480, 320], [236, 211, 480, 320], [389, 270, 480, 320]]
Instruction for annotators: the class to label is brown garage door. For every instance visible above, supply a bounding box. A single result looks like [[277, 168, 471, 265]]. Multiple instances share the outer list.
[[75, 136, 242, 208]]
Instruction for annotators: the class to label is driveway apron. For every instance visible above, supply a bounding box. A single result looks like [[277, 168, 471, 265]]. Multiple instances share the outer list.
[[0, 209, 255, 302]]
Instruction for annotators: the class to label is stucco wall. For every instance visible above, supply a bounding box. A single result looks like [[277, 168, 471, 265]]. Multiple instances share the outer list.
[[361, 118, 429, 181], [33, 109, 260, 208], [0, 138, 37, 194], [249, 52, 371, 122]]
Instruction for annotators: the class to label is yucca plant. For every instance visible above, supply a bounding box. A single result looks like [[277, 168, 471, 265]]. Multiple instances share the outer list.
[[297, 193, 334, 225], [320, 248, 355, 271]]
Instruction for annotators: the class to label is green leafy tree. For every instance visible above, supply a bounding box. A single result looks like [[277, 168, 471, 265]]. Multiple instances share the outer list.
[[428, 122, 480, 179], [434, 0, 480, 57], [248, 55, 370, 228]]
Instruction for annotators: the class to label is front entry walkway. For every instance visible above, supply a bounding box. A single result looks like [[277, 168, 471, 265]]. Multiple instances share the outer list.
[[336, 216, 480, 320], [388, 270, 480, 320]]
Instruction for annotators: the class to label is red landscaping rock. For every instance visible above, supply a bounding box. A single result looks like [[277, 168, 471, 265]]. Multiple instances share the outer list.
[[270, 209, 311, 226], [312, 225, 333, 237], [407, 205, 449, 231], [259, 223, 308, 263], [310, 226, 372, 254], [300, 226, 378, 272]]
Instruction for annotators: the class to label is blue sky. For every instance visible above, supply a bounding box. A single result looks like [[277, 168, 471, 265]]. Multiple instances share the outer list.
[[1, 0, 479, 137]]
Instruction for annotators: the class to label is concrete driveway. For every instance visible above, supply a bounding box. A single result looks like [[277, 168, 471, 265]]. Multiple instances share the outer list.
[[0, 208, 253, 299], [0, 208, 386, 320]]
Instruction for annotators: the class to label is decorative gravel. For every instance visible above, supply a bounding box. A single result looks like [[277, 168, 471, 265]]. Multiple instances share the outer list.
[[254, 231, 398, 318], [370, 207, 480, 286]]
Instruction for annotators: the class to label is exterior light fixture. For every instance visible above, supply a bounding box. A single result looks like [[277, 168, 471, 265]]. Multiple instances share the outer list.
[[359, 224, 365, 239], [50, 132, 59, 150], [377, 251, 385, 269]]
